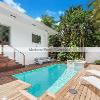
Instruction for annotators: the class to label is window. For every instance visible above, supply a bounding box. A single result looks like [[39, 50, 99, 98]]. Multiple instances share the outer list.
[[0, 25, 10, 45], [32, 34, 41, 43]]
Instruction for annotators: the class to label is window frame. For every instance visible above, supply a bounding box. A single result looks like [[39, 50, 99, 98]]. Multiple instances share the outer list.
[[32, 33, 41, 44]]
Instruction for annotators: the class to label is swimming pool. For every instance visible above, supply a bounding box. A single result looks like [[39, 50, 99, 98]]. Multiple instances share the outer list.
[[13, 64, 78, 97]]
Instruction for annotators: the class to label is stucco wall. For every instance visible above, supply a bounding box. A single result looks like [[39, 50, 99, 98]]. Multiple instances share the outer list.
[[0, 12, 48, 65], [85, 48, 100, 63], [85, 52, 100, 63]]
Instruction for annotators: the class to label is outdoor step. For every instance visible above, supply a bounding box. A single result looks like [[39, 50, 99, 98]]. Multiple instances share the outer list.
[[0, 54, 23, 72], [0, 57, 10, 60], [0, 59, 15, 64], [0, 64, 23, 72], [0, 55, 9, 58], [7, 63, 16, 67], [0, 63, 7, 68], [0, 62, 16, 67], [0, 54, 3, 56], [0, 59, 10, 62]]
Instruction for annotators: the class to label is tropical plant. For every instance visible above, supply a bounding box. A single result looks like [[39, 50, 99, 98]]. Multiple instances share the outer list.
[[88, 0, 100, 20], [48, 34, 61, 47], [59, 6, 99, 47], [41, 15, 55, 28], [41, 6, 100, 61], [88, 0, 100, 46], [41, 15, 61, 59], [57, 52, 67, 61], [57, 6, 100, 61]]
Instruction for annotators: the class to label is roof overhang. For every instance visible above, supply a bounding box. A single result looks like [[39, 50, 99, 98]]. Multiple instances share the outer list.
[[0, 2, 58, 35]]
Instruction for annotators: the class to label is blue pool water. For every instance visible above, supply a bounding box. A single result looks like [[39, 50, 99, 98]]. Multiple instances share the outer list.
[[13, 64, 78, 97]]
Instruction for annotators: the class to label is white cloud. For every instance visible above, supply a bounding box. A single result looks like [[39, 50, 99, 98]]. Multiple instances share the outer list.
[[3, 0, 26, 13], [58, 11, 64, 15], [55, 22, 60, 25], [45, 10, 56, 16], [44, 10, 64, 17], [35, 17, 41, 22]]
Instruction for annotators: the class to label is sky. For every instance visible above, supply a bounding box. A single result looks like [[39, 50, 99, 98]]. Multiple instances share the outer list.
[[0, 0, 89, 21]]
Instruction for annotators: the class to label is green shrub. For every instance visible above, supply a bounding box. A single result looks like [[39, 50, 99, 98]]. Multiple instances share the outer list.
[[95, 60, 100, 65], [57, 52, 80, 61], [57, 52, 67, 61], [67, 52, 80, 60]]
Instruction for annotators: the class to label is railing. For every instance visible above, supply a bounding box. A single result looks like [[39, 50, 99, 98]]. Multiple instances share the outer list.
[[1, 44, 25, 66]]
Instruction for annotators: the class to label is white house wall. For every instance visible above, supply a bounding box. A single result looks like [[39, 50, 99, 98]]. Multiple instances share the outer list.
[[85, 48, 100, 63], [85, 52, 100, 63], [0, 12, 48, 65]]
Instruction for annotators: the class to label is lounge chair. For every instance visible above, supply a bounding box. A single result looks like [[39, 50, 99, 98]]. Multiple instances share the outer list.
[[80, 76, 100, 90], [34, 57, 51, 64], [86, 70, 100, 77]]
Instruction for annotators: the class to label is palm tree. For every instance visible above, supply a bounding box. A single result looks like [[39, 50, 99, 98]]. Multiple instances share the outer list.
[[88, 0, 100, 20], [41, 15, 55, 28], [88, 0, 100, 45]]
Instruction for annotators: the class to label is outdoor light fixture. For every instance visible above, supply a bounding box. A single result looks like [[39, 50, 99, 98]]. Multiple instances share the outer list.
[[10, 14, 16, 18], [32, 24, 36, 26], [69, 89, 78, 94], [45, 30, 48, 32]]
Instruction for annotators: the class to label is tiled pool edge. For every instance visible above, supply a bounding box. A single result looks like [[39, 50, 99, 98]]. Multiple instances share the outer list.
[[17, 80, 38, 100], [13, 70, 79, 100], [47, 69, 78, 94], [12, 63, 65, 77], [41, 69, 82, 99], [12, 63, 66, 98], [12, 64, 80, 98], [19, 90, 38, 100], [21, 69, 82, 99]]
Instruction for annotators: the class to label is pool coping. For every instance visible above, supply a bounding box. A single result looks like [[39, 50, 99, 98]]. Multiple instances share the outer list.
[[40, 69, 84, 99], [16, 80, 38, 100], [46, 69, 78, 94], [12, 63, 67, 99], [11, 64, 82, 99], [19, 90, 37, 100]]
